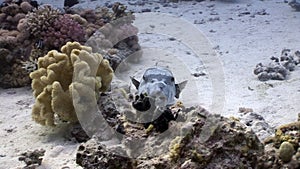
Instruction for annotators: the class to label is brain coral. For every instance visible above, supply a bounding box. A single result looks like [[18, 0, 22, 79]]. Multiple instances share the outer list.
[[29, 42, 113, 126]]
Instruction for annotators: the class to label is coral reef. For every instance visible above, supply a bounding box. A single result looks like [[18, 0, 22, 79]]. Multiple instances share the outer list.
[[18, 149, 45, 169], [0, 0, 36, 88], [29, 42, 113, 126], [26, 5, 86, 49], [76, 104, 265, 168], [254, 49, 300, 81], [0, 1, 140, 88], [86, 22, 141, 70]]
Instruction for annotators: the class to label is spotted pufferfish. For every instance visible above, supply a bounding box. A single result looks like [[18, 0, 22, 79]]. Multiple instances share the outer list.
[[131, 67, 187, 109]]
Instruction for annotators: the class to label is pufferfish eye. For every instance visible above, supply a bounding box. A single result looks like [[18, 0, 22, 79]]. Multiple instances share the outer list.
[[171, 77, 175, 82]]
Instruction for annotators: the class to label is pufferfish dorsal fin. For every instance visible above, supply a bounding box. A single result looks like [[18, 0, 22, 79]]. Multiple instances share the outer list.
[[175, 80, 188, 98], [130, 76, 140, 90]]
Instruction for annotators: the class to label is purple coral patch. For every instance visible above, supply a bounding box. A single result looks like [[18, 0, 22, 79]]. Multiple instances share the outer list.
[[42, 15, 85, 49]]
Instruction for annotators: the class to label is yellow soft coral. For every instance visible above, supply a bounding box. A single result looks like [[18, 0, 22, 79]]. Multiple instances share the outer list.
[[30, 42, 113, 126]]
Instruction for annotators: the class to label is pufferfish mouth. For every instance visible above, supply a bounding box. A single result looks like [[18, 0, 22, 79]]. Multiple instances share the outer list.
[[147, 88, 174, 107]]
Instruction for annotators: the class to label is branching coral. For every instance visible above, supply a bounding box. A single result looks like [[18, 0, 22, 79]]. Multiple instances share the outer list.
[[30, 42, 113, 126], [26, 5, 61, 38], [41, 15, 86, 49]]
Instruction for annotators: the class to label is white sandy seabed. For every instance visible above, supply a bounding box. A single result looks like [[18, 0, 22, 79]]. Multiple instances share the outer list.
[[0, 0, 300, 168]]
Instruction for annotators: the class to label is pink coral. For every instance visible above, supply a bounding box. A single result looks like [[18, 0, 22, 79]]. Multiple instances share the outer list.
[[41, 14, 85, 49]]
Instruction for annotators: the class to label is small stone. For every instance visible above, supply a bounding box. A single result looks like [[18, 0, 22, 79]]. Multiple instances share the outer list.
[[168, 37, 176, 41], [141, 8, 151, 12], [194, 19, 205, 24], [192, 72, 206, 77], [279, 141, 294, 163]]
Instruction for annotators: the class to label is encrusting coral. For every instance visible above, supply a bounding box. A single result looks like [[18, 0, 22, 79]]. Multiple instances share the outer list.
[[76, 105, 265, 168], [29, 42, 113, 126], [257, 115, 300, 168], [76, 87, 300, 168]]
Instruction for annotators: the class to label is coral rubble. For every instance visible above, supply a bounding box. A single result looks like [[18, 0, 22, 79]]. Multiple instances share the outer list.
[[29, 42, 113, 126], [254, 49, 300, 81], [18, 149, 45, 169]]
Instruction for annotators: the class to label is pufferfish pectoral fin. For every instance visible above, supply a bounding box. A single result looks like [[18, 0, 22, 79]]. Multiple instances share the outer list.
[[175, 80, 188, 98], [130, 76, 140, 90]]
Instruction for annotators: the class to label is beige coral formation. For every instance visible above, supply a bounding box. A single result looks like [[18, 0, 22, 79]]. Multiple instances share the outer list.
[[29, 42, 113, 126]]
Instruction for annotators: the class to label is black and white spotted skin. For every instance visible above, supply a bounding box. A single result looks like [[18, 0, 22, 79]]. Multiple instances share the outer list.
[[131, 67, 187, 107]]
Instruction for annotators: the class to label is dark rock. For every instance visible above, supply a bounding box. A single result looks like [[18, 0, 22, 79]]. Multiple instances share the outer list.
[[168, 37, 176, 41], [289, 0, 300, 11], [76, 139, 135, 169], [71, 124, 90, 143], [141, 8, 151, 12], [18, 149, 45, 169], [192, 72, 206, 77], [64, 0, 79, 7]]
